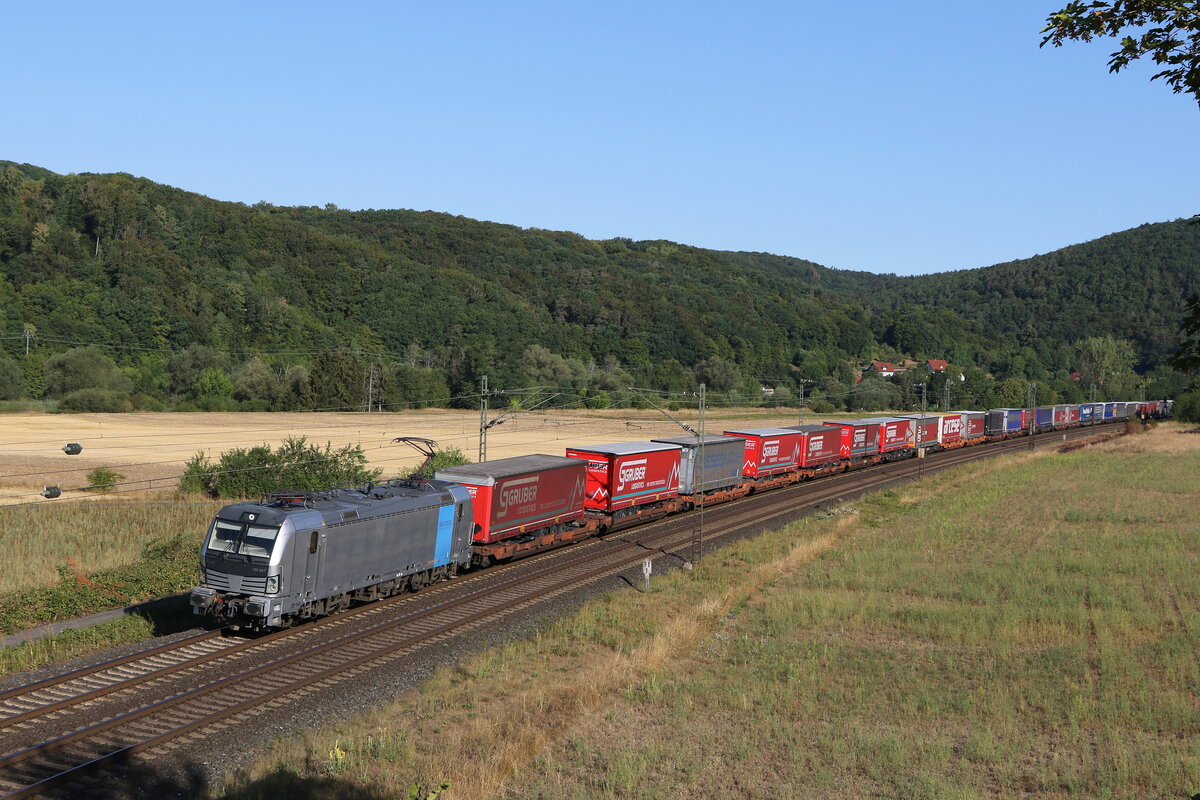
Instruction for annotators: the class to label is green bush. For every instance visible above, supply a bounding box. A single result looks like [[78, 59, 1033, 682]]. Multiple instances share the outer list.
[[1173, 391, 1200, 423], [413, 448, 472, 479], [130, 393, 166, 411], [181, 436, 383, 498], [196, 395, 238, 412], [57, 388, 132, 412], [811, 399, 837, 414], [86, 467, 127, 492]]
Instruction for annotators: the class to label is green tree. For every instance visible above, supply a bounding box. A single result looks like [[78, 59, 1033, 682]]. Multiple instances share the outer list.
[[847, 375, 901, 412], [232, 357, 279, 402], [1174, 390, 1200, 422], [44, 347, 132, 397], [195, 367, 234, 400], [994, 377, 1030, 408], [1169, 292, 1200, 375], [167, 345, 229, 399], [307, 349, 365, 410], [1041, 2, 1200, 102], [693, 357, 741, 394], [0, 357, 24, 400], [1076, 336, 1137, 399]]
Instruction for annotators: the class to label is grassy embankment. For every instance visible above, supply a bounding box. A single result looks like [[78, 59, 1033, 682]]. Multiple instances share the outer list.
[[0, 500, 219, 672], [222, 423, 1200, 800]]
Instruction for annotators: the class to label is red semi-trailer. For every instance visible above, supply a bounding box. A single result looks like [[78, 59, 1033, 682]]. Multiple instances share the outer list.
[[821, 420, 880, 460], [856, 417, 914, 454], [788, 424, 843, 467], [900, 415, 941, 450], [951, 411, 986, 440], [435, 455, 587, 544], [564, 441, 681, 512], [1053, 405, 1071, 428], [723, 428, 803, 477]]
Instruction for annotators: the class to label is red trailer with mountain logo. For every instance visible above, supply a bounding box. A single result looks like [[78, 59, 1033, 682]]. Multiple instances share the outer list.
[[564, 441, 682, 519], [435, 454, 590, 563], [722, 427, 803, 480]]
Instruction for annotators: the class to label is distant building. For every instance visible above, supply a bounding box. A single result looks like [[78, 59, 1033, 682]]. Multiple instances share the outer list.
[[925, 359, 949, 373], [866, 361, 898, 377]]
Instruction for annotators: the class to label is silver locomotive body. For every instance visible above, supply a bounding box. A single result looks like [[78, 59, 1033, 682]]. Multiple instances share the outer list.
[[190, 479, 473, 631]]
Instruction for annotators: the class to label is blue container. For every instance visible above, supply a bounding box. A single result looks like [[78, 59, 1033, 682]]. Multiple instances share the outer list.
[[985, 408, 1025, 435], [1035, 407, 1054, 430], [1103, 403, 1115, 420], [1079, 404, 1093, 422]]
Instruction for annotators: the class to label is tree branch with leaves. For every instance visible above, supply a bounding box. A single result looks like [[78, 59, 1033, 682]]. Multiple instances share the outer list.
[[1041, 1, 1200, 103]]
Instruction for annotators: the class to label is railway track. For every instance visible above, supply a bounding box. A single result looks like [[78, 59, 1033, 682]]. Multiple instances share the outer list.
[[0, 422, 1116, 798]]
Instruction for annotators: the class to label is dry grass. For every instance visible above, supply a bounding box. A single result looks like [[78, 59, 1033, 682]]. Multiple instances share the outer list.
[[0, 500, 220, 592], [1091, 421, 1200, 454]]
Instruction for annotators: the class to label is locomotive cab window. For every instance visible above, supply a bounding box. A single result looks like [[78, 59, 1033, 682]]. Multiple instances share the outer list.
[[308, 530, 319, 554], [205, 519, 280, 558], [457, 504, 464, 520]]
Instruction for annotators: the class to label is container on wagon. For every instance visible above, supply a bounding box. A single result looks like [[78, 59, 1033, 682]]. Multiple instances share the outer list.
[[1102, 402, 1116, 420], [1067, 405, 1080, 425], [855, 416, 914, 452], [722, 427, 803, 477], [650, 434, 744, 495], [435, 455, 586, 544], [1079, 404, 1094, 423], [949, 411, 986, 439], [819, 419, 880, 460], [898, 415, 940, 449], [1035, 406, 1055, 430], [1053, 405, 1071, 427], [786, 424, 843, 467], [934, 412, 966, 444], [985, 408, 1026, 435], [564, 441, 681, 512]]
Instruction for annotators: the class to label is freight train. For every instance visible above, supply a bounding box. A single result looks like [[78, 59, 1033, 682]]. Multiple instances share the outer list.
[[190, 400, 1171, 631]]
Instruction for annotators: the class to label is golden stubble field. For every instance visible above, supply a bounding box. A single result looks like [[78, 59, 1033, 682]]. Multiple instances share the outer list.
[[0, 408, 812, 504]]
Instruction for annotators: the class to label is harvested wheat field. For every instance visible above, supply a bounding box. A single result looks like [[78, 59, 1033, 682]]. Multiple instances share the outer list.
[[0, 407, 811, 505]]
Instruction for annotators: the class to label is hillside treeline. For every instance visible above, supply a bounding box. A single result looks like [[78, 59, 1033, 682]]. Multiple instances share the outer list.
[[0, 161, 1195, 412]]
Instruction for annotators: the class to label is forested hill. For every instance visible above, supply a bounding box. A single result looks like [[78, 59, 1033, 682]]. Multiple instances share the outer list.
[[864, 222, 1200, 372], [0, 161, 1196, 411]]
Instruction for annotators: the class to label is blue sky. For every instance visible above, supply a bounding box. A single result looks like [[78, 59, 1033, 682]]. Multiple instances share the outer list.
[[3, 1, 1196, 276]]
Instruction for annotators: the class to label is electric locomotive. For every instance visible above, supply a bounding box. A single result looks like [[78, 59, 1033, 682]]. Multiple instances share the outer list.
[[190, 478, 473, 631]]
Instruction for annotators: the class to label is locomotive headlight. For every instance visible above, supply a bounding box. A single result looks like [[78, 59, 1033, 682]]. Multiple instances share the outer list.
[[266, 575, 280, 594]]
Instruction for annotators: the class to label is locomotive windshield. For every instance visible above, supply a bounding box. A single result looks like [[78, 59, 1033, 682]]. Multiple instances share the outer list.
[[206, 519, 280, 558]]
